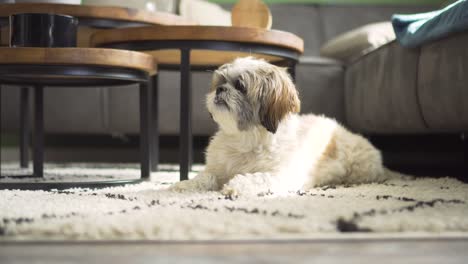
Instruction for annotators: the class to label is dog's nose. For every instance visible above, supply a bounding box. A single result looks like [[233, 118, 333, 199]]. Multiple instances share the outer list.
[[216, 86, 226, 95]]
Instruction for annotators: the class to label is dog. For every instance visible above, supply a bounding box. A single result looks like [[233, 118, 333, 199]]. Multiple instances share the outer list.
[[170, 57, 396, 196]]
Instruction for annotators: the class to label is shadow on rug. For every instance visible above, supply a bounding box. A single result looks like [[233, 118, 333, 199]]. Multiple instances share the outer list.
[[1, 163, 468, 240]]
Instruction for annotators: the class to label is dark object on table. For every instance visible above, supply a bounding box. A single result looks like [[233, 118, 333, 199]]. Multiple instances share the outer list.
[[9, 13, 78, 47]]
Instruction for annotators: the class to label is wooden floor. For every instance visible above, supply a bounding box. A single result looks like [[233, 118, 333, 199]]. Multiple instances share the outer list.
[[1, 239, 468, 264]]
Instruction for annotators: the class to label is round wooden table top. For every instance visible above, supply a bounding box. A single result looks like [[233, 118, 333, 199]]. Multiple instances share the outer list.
[[0, 3, 194, 26], [91, 25, 304, 66], [0, 47, 157, 75]]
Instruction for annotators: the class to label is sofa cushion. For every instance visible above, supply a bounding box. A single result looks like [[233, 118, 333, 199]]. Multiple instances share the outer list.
[[320, 21, 395, 61], [418, 32, 468, 131], [345, 41, 427, 133]]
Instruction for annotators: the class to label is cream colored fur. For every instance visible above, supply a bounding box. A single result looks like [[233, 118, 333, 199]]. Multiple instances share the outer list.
[[170, 57, 390, 196]]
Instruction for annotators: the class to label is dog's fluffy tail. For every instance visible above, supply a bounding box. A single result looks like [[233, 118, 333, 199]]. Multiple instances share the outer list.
[[383, 168, 415, 181]]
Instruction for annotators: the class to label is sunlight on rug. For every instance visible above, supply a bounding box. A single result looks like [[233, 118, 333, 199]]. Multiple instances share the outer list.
[[1, 163, 468, 240]]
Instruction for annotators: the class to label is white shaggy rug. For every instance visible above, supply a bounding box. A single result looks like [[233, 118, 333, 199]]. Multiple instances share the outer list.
[[1, 163, 468, 240]]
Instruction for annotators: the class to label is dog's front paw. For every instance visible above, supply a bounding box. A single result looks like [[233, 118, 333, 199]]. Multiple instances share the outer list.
[[221, 185, 239, 199], [169, 180, 197, 193]]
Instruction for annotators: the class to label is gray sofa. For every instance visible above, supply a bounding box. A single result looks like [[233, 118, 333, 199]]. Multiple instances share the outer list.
[[3, 3, 449, 137], [346, 34, 468, 134]]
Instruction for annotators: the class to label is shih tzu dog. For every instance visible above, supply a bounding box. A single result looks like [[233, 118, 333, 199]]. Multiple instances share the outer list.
[[170, 57, 397, 196]]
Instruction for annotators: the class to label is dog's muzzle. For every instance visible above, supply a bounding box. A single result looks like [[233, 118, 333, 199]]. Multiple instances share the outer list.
[[214, 86, 228, 108]]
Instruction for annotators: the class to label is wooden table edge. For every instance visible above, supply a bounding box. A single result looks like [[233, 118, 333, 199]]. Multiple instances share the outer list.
[[0, 47, 157, 75], [90, 25, 304, 54]]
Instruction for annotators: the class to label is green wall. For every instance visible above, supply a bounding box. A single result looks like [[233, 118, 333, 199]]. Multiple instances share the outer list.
[[209, 0, 445, 5]]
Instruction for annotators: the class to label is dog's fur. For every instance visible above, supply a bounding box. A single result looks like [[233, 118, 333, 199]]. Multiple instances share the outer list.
[[170, 57, 392, 196]]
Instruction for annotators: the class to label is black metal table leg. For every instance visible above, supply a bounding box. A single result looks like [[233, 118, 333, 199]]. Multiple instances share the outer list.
[[151, 74, 159, 172], [140, 81, 151, 179], [0, 63, 152, 189], [33, 86, 44, 178], [180, 48, 192, 181], [20, 87, 30, 168]]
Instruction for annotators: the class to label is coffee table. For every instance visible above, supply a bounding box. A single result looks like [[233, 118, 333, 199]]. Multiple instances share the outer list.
[[0, 47, 157, 190], [91, 25, 304, 181], [0, 3, 193, 171]]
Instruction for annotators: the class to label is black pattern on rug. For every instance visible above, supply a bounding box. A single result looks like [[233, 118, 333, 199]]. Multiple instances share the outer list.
[[1, 163, 468, 240]]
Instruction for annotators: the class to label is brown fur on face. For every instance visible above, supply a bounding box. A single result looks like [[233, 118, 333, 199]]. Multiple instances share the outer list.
[[257, 66, 300, 133]]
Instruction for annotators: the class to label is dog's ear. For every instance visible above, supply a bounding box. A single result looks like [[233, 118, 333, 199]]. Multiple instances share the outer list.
[[259, 67, 300, 133]]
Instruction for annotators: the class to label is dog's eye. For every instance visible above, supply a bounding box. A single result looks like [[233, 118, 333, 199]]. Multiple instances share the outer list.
[[218, 74, 227, 84], [234, 79, 246, 93]]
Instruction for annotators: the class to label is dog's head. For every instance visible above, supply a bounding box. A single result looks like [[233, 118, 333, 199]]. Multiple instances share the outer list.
[[206, 57, 300, 134]]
